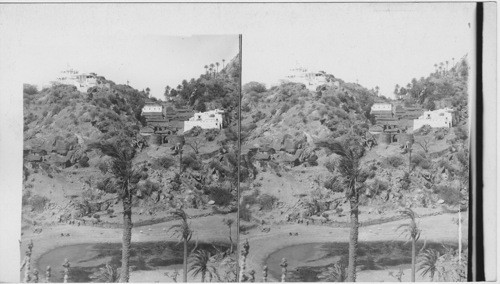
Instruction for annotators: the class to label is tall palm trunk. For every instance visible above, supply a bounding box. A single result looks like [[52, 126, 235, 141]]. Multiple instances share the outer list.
[[183, 239, 188, 282], [347, 194, 359, 282], [120, 198, 132, 282], [229, 226, 233, 253], [201, 271, 206, 283], [179, 149, 183, 175], [411, 237, 416, 282]]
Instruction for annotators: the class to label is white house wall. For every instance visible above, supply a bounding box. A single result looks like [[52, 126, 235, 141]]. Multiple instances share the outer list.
[[143, 105, 163, 113], [184, 120, 222, 132]]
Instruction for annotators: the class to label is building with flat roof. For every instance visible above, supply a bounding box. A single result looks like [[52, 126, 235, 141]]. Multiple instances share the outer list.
[[282, 67, 335, 91], [51, 69, 99, 92], [184, 109, 224, 132], [413, 108, 455, 131]]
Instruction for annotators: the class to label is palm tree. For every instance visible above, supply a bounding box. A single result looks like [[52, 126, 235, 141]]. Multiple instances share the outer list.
[[165, 86, 171, 100], [204, 65, 209, 74], [168, 209, 193, 282], [316, 140, 367, 282], [215, 62, 220, 74], [90, 262, 119, 283], [188, 249, 218, 282], [418, 249, 440, 281], [210, 63, 215, 76], [90, 142, 147, 282], [222, 59, 225, 69], [223, 218, 234, 253], [396, 208, 421, 282]]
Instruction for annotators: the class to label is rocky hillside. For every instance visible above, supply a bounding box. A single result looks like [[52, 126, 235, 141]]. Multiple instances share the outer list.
[[239, 72, 469, 229], [22, 74, 239, 228]]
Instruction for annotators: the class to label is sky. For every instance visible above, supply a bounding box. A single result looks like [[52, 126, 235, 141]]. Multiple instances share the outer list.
[[17, 34, 239, 100], [1, 3, 474, 100], [241, 3, 475, 98]]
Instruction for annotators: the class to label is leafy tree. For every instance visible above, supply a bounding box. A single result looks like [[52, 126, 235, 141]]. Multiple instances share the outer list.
[[90, 142, 149, 282], [167, 209, 193, 282], [396, 208, 421, 282], [317, 140, 367, 282], [188, 249, 218, 282]]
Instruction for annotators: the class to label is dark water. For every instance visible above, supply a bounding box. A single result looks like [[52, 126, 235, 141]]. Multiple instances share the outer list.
[[266, 241, 457, 282], [37, 242, 228, 282]]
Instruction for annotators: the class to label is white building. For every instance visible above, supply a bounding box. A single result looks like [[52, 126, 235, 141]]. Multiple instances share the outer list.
[[184, 109, 224, 132], [142, 103, 163, 113], [413, 108, 454, 131], [51, 69, 99, 92], [370, 103, 393, 113], [283, 67, 332, 91]]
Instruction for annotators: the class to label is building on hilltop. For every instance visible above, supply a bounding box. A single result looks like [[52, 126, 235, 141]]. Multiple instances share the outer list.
[[282, 67, 335, 91], [413, 108, 455, 131], [50, 69, 102, 92], [184, 109, 225, 132]]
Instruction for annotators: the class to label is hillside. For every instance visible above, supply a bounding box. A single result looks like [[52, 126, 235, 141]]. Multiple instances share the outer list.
[[22, 70, 239, 230], [239, 65, 469, 231]]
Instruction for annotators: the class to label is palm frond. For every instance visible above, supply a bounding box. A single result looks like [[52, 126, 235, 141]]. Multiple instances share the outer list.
[[418, 249, 440, 280]]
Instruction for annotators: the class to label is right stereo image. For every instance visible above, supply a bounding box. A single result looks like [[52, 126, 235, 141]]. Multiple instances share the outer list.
[[238, 3, 473, 282]]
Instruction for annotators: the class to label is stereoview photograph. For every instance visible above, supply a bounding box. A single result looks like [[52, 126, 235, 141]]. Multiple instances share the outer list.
[[238, 3, 472, 282], [21, 35, 240, 282]]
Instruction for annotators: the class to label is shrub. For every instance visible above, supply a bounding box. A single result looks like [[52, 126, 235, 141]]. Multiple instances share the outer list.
[[239, 205, 252, 222], [241, 104, 251, 113], [23, 84, 38, 95], [435, 185, 462, 205], [280, 104, 291, 114], [454, 126, 468, 140], [140, 180, 160, 196], [182, 153, 202, 171], [153, 157, 175, 171], [257, 194, 277, 211], [324, 176, 343, 192], [324, 159, 336, 173], [371, 179, 389, 195], [22, 190, 32, 206], [78, 156, 90, 168], [252, 111, 266, 123], [98, 162, 108, 174], [383, 155, 405, 168], [208, 187, 234, 206], [243, 82, 267, 94], [434, 131, 445, 140], [29, 195, 50, 212], [411, 153, 432, 169]]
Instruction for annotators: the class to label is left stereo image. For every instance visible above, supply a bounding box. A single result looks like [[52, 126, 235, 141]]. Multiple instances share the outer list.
[[21, 35, 241, 283]]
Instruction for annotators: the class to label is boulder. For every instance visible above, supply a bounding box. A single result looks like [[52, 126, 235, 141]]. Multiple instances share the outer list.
[[254, 152, 270, 161]]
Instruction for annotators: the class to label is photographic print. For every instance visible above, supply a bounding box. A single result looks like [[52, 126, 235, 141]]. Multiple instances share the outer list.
[[21, 34, 240, 282], [238, 3, 473, 282]]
